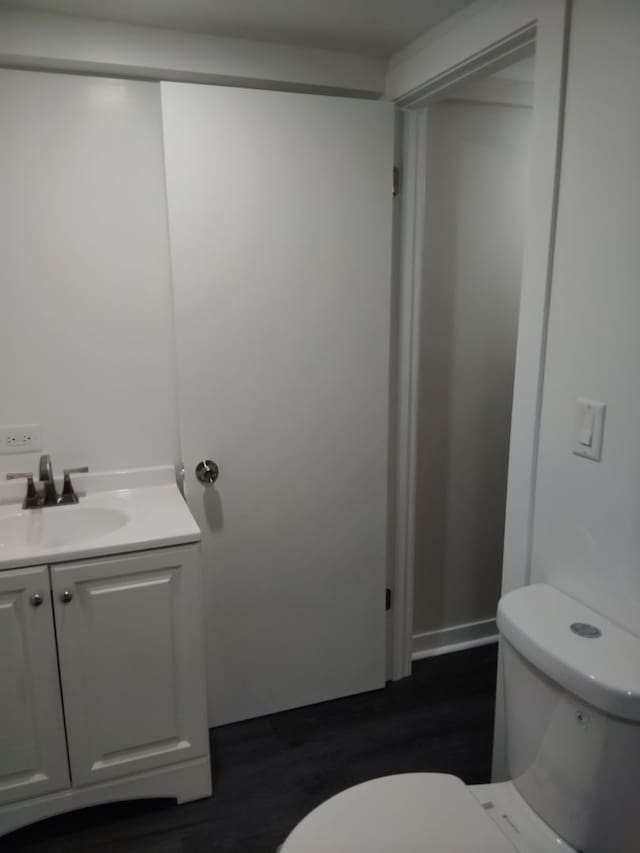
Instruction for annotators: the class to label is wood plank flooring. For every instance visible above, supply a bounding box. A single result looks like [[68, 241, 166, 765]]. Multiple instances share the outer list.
[[6, 644, 498, 853]]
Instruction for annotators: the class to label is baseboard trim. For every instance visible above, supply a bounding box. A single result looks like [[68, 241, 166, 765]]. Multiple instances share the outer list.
[[412, 618, 498, 661]]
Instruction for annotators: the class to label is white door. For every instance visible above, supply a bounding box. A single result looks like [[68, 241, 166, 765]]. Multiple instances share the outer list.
[[162, 83, 393, 725], [51, 546, 209, 786], [0, 566, 69, 805]]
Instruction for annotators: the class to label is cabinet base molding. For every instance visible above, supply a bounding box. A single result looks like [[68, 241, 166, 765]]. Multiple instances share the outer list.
[[0, 756, 212, 839]]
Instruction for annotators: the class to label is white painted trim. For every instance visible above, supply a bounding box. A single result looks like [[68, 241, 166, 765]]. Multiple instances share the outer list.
[[501, 3, 570, 596], [412, 619, 498, 661], [388, 0, 570, 689], [390, 107, 428, 680], [386, 0, 539, 104], [0, 6, 384, 96]]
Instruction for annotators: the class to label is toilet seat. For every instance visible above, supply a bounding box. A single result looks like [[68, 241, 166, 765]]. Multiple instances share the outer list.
[[281, 773, 517, 852]]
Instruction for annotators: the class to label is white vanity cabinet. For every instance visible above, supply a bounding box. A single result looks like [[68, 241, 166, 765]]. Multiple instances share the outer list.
[[52, 547, 209, 786], [0, 566, 70, 805], [0, 544, 211, 837]]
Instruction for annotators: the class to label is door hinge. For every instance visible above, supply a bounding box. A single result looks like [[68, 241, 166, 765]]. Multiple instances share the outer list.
[[386, 588, 392, 611], [392, 166, 401, 197]]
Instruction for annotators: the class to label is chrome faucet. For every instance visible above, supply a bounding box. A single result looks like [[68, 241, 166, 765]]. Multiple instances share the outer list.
[[6, 455, 89, 509], [39, 454, 58, 507]]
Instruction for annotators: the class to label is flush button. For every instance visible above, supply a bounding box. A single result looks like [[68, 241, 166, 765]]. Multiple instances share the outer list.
[[571, 622, 601, 638]]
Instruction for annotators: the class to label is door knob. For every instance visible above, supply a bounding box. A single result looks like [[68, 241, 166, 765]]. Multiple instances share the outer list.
[[195, 460, 219, 486], [60, 590, 73, 603], [30, 593, 44, 607]]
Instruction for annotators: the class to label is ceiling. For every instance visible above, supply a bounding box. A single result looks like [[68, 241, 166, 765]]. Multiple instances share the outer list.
[[0, 0, 476, 58]]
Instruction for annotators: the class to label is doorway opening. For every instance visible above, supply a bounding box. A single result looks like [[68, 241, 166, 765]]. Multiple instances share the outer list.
[[386, 5, 571, 681], [412, 53, 536, 660]]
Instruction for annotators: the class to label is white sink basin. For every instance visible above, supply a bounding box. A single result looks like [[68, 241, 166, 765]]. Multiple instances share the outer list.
[[0, 466, 201, 569], [0, 506, 129, 549]]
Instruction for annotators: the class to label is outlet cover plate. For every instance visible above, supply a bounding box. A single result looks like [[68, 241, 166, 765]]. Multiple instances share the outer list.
[[0, 424, 43, 455]]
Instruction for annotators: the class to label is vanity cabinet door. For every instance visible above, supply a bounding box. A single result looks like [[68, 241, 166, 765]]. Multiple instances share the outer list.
[[0, 566, 70, 805], [51, 546, 209, 787]]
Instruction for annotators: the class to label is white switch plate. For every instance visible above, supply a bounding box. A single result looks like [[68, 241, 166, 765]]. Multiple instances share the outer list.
[[573, 399, 605, 461], [0, 424, 43, 455]]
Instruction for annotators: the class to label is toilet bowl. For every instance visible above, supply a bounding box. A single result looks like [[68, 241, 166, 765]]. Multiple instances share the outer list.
[[281, 584, 640, 853], [281, 773, 573, 852]]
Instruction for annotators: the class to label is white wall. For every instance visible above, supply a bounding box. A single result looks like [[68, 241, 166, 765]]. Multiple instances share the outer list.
[[0, 6, 384, 96], [0, 69, 179, 478], [414, 99, 531, 635], [530, 2, 640, 637]]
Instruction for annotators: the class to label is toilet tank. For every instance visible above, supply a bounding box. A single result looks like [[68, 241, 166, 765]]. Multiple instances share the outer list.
[[498, 584, 640, 853]]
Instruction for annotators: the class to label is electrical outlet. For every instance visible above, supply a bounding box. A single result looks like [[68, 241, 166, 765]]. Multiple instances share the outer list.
[[0, 425, 43, 455]]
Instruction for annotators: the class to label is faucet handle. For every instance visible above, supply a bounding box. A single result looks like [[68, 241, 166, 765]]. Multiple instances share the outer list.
[[59, 467, 89, 505], [6, 473, 42, 509]]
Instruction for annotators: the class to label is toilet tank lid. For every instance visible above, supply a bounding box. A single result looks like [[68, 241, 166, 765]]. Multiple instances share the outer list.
[[497, 584, 640, 721]]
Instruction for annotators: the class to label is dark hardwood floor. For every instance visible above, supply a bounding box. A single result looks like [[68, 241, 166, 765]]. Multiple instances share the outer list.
[[6, 644, 498, 853]]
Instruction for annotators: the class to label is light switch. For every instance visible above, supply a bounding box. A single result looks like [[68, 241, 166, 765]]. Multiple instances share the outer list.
[[573, 399, 605, 461], [577, 408, 594, 447]]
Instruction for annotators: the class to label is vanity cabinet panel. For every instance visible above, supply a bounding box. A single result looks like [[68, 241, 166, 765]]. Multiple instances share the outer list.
[[0, 566, 70, 805], [51, 546, 209, 787]]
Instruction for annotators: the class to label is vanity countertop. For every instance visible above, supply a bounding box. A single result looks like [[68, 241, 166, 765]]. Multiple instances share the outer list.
[[0, 466, 200, 569]]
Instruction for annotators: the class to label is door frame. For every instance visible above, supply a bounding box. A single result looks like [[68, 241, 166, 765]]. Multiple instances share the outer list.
[[387, 0, 571, 680]]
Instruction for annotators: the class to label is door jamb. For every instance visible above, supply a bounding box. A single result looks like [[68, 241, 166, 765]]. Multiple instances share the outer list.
[[389, 2, 571, 681]]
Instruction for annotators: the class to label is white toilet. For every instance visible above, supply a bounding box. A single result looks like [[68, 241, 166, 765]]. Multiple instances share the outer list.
[[281, 584, 640, 852]]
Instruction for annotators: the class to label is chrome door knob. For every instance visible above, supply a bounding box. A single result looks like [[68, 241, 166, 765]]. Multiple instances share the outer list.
[[195, 460, 219, 486], [30, 593, 44, 607], [60, 590, 73, 604]]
